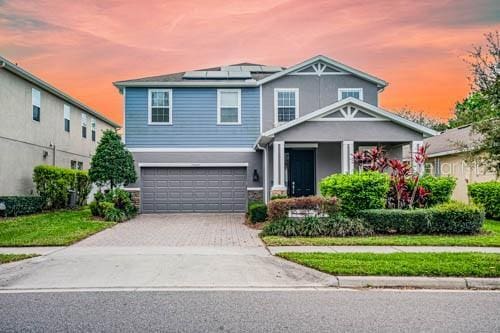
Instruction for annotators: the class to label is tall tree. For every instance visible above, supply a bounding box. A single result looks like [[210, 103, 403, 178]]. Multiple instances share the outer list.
[[395, 107, 448, 132], [89, 130, 137, 188], [450, 31, 499, 128], [450, 31, 499, 177]]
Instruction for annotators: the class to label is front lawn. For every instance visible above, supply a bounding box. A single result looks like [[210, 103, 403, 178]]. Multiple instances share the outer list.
[[278, 252, 500, 277], [263, 219, 500, 247], [0, 208, 115, 246], [0, 254, 38, 264]]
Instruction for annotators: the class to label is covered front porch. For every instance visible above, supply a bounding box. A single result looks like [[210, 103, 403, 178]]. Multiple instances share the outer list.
[[264, 140, 422, 200]]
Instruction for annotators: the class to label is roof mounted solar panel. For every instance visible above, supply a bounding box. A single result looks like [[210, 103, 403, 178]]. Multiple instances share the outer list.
[[183, 71, 207, 78], [227, 71, 252, 79], [221, 66, 243, 72], [260, 66, 282, 73], [240, 65, 263, 72], [205, 71, 229, 78]]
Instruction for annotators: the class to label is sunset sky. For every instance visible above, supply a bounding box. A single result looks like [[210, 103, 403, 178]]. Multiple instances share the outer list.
[[1, 0, 499, 125]]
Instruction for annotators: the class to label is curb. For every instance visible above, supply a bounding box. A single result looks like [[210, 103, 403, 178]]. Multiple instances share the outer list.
[[333, 276, 500, 290]]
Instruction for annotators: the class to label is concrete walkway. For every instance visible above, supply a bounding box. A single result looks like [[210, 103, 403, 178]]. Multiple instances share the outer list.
[[268, 245, 500, 255]]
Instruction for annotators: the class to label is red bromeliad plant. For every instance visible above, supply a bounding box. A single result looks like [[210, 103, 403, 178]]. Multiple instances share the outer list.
[[353, 144, 430, 209]]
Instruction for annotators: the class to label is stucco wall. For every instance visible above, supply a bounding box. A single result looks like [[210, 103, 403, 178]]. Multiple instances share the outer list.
[[274, 121, 424, 142], [261, 74, 380, 131], [428, 154, 497, 203], [0, 68, 115, 195]]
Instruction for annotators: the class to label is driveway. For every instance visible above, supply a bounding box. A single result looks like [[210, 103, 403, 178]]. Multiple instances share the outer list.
[[0, 214, 333, 289], [75, 213, 262, 247]]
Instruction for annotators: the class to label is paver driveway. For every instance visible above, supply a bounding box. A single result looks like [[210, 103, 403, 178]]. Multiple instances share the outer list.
[[0, 214, 333, 289], [76, 213, 262, 247]]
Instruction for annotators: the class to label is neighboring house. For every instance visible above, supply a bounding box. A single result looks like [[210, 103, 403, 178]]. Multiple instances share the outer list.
[[424, 125, 496, 202], [0, 55, 119, 196], [114, 55, 437, 213]]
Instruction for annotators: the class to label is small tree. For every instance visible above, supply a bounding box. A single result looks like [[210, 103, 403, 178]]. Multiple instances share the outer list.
[[89, 130, 137, 188]]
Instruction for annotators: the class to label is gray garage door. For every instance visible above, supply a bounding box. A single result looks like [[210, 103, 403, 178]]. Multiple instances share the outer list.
[[141, 167, 247, 213]]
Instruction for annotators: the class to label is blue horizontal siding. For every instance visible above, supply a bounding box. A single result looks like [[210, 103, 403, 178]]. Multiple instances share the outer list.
[[125, 88, 260, 148]]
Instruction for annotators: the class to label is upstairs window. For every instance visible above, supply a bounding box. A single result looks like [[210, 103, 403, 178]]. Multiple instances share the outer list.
[[338, 88, 363, 101], [71, 160, 83, 170], [91, 118, 96, 142], [64, 104, 70, 132], [32, 88, 41, 121], [275, 88, 299, 123], [81, 114, 87, 138], [148, 89, 172, 124], [217, 89, 241, 125]]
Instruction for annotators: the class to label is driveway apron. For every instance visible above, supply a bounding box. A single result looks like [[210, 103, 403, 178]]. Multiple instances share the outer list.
[[0, 214, 333, 289]]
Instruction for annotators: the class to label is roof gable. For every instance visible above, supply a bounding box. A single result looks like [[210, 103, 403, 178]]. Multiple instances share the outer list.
[[258, 55, 388, 88], [261, 98, 438, 139]]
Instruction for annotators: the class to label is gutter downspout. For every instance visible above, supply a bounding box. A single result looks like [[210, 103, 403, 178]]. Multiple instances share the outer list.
[[255, 143, 268, 203]]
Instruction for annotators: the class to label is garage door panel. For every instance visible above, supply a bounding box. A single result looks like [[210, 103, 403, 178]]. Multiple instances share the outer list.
[[141, 167, 247, 213]]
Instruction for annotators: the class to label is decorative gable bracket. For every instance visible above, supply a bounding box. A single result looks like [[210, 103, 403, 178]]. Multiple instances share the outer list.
[[292, 61, 348, 77], [311, 105, 387, 122]]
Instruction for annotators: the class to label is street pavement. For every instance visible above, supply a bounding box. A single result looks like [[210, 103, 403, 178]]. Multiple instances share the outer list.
[[0, 289, 499, 332]]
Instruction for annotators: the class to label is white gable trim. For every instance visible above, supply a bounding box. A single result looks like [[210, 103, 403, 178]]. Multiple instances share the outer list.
[[261, 98, 439, 138], [258, 55, 388, 88]]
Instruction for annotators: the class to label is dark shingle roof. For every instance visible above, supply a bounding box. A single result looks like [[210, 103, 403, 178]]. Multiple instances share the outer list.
[[115, 63, 283, 84]]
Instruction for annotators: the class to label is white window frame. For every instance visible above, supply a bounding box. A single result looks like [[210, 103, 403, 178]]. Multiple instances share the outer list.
[[81, 113, 87, 138], [32, 88, 41, 122], [217, 89, 241, 125], [338, 88, 364, 101], [91, 117, 96, 141], [274, 88, 299, 125], [64, 104, 70, 132], [148, 88, 172, 125]]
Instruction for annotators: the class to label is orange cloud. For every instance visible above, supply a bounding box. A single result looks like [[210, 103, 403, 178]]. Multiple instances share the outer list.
[[1, 0, 498, 124]]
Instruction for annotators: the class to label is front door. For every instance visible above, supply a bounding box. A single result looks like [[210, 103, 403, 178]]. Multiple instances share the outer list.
[[287, 149, 315, 197]]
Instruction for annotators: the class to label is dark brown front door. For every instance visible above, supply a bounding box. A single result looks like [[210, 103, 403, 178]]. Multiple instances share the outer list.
[[287, 149, 315, 197]]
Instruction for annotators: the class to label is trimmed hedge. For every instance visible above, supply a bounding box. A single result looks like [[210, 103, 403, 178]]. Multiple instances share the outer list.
[[359, 202, 484, 235], [267, 196, 340, 221], [248, 202, 267, 223], [320, 171, 390, 216], [468, 181, 500, 219], [419, 175, 456, 207], [0, 196, 44, 217], [261, 215, 373, 237], [33, 165, 91, 209]]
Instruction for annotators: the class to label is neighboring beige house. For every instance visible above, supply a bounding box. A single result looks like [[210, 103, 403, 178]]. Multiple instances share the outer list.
[[424, 125, 497, 202], [0, 55, 119, 196]]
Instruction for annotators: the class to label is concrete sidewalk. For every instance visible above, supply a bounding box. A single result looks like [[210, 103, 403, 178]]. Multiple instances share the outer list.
[[0, 247, 64, 255], [268, 245, 500, 254]]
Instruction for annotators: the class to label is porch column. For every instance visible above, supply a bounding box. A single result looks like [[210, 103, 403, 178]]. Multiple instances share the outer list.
[[271, 141, 286, 196], [411, 140, 424, 174], [341, 141, 354, 174]]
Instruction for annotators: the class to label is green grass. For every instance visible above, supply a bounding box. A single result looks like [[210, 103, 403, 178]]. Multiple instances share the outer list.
[[263, 219, 500, 247], [0, 254, 38, 264], [0, 208, 115, 246], [278, 252, 500, 277]]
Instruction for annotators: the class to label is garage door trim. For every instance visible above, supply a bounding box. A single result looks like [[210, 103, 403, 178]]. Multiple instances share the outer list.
[[139, 162, 248, 168]]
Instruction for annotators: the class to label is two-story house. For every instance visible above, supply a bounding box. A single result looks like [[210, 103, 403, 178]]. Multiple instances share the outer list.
[[114, 55, 437, 213], [0, 55, 119, 195]]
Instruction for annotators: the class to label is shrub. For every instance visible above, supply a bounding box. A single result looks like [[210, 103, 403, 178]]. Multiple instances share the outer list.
[[270, 194, 288, 200], [320, 171, 390, 216], [468, 181, 500, 219], [360, 202, 484, 235], [267, 196, 340, 221], [0, 196, 44, 217], [261, 215, 373, 237], [431, 201, 485, 234], [359, 209, 432, 234], [33, 165, 91, 209], [419, 175, 456, 207], [248, 202, 267, 223], [90, 189, 137, 222]]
